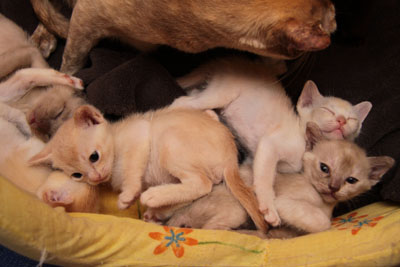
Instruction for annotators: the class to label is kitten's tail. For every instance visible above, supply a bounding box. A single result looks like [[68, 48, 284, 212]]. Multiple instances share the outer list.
[[30, 0, 71, 39], [224, 164, 268, 233]]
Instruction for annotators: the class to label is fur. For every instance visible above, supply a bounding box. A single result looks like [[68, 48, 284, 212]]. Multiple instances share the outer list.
[[30, 0, 336, 74], [170, 56, 372, 226], [29, 105, 268, 232]]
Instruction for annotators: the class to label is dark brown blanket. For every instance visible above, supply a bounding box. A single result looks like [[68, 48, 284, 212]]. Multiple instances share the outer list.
[[1, 0, 399, 217]]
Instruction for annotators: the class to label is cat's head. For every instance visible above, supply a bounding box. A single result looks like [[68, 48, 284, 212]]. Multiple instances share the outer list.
[[27, 86, 86, 141], [29, 105, 114, 186], [304, 122, 395, 204], [36, 171, 99, 213], [297, 80, 372, 141], [225, 0, 336, 59]]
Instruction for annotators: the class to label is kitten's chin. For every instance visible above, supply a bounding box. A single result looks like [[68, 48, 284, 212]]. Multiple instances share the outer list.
[[321, 192, 338, 203], [323, 129, 344, 140]]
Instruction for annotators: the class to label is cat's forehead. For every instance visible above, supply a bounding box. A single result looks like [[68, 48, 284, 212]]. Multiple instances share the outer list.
[[313, 140, 369, 173], [319, 97, 355, 114]]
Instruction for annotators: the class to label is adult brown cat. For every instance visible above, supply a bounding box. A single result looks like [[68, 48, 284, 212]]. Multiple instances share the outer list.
[[30, 0, 336, 74]]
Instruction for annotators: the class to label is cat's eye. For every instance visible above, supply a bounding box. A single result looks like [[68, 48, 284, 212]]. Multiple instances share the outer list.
[[89, 151, 99, 163], [53, 105, 65, 119], [71, 172, 83, 179], [321, 107, 335, 115], [320, 162, 330, 174], [346, 177, 359, 184]]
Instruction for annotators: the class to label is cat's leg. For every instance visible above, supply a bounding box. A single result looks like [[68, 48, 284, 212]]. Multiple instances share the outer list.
[[252, 137, 281, 226], [116, 120, 151, 209], [140, 170, 213, 208], [0, 102, 31, 137], [176, 66, 209, 89], [0, 46, 48, 78], [30, 23, 58, 58], [275, 197, 332, 233], [0, 68, 83, 103], [170, 78, 240, 110]]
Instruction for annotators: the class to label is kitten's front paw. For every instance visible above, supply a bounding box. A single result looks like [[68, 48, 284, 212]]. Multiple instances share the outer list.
[[260, 205, 281, 227], [62, 74, 84, 90], [140, 188, 164, 208], [118, 190, 139, 210]]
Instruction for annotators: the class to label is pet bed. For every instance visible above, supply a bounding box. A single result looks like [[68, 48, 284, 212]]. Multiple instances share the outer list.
[[1, 176, 400, 266], [0, 0, 400, 266]]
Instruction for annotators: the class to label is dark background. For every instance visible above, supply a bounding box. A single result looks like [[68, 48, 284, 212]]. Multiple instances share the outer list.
[[0, 0, 399, 265]]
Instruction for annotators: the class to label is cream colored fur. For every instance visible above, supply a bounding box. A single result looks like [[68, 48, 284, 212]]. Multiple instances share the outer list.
[[164, 123, 394, 237], [29, 105, 268, 232], [0, 102, 98, 212], [170, 57, 372, 226]]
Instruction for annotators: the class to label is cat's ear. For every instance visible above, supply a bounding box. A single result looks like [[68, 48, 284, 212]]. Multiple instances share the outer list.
[[29, 145, 53, 166], [368, 156, 395, 185], [297, 80, 323, 109], [353, 101, 372, 124], [73, 105, 104, 128], [305, 121, 324, 150], [283, 20, 331, 52]]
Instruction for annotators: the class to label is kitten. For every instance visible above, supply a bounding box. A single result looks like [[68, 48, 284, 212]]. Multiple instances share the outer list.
[[165, 123, 394, 238], [30, 0, 336, 74], [0, 102, 98, 212], [170, 56, 372, 226], [0, 14, 85, 140], [29, 105, 268, 232]]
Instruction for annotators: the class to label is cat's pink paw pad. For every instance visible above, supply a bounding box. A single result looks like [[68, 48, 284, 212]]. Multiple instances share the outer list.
[[63, 74, 84, 90]]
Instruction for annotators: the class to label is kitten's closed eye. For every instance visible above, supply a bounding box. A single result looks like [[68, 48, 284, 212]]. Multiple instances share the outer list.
[[53, 105, 66, 119], [320, 162, 330, 174], [89, 151, 99, 163], [345, 177, 358, 184]]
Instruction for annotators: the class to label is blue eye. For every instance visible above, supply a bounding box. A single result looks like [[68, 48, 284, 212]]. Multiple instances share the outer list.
[[89, 151, 99, 163], [346, 177, 358, 184], [320, 163, 330, 174], [71, 172, 82, 179]]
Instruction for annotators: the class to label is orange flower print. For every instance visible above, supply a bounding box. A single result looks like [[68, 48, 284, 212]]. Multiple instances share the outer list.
[[332, 212, 384, 235], [149, 226, 198, 258]]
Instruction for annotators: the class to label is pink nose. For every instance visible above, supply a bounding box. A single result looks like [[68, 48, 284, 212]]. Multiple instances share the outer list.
[[336, 115, 346, 126]]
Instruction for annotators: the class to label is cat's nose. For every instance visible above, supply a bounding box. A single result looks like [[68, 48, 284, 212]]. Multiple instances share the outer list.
[[329, 184, 340, 193], [336, 115, 346, 126]]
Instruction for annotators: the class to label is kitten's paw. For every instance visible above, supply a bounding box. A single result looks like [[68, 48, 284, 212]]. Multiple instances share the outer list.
[[62, 74, 84, 90], [30, 23, 57, 58], [260, 206, 281, 227], [143, 209, 163, 225], [118, 191, 139, 210], [140, 188, 165, 208], [169, 96, 194, 110]]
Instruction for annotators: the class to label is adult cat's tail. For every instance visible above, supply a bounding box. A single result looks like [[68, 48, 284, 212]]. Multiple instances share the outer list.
[[30, 0, 73, 38], [224, 164, 268, 233]]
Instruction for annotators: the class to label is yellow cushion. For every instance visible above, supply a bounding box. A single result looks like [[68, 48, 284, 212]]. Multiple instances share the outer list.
[[1, 176, 399, 266]]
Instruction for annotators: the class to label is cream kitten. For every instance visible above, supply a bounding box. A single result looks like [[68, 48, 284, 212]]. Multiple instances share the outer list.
[[165, 123, 394, 237], [29, 105, 268, 232], [0, 102, 98, 212], [170, 57, 372, 226], [0, 14, 85, 140]]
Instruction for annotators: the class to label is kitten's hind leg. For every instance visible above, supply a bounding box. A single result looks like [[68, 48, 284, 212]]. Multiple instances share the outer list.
[[0, 102, 31, 137], [170, 78, 240, 110], [0, 68, 83, 102], [30, 23, 58, 58], [275, 197, 332, 233], [140, 170, 213, 208]]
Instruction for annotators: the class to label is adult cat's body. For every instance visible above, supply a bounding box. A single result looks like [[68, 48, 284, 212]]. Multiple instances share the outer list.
[[170, 57, 372, 226], [0, 14, 85, 140], [30, 105, 268, 231], [166, 123, 394, 237], [30, 0, 336, 74], [0, 102, 98, 213]]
